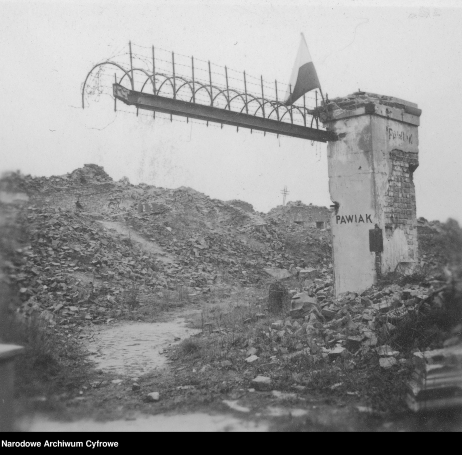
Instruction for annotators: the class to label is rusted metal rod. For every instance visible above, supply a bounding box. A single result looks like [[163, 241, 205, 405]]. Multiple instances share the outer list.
[[129, 41, 134, 90], [289, 84, 293, 124], [191, 56, 196, 103], [243, 71, 248, 114], [275, 80, 280, 121], [208, 61, 213, 106], [114, 74, 117, 112], [152, 46, 156, 118], [172, 52, 176, 100], [261, 76, 265, 118], [225, 66, 230, 110]]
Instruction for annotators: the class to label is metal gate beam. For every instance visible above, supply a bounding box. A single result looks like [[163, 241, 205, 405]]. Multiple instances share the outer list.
[[113, 84, 337, 142]]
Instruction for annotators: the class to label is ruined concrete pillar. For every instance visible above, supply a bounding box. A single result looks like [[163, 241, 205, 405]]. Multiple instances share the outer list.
[[321, 92, 422, 296]]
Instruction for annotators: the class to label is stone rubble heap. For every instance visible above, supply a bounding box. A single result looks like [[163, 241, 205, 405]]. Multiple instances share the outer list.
[[0, 166, 332, 326]]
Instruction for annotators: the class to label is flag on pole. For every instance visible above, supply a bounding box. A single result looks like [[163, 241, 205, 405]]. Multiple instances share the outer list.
[[284, 33, 321, 105]]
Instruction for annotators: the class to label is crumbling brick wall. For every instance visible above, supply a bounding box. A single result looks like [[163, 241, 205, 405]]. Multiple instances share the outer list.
[[288, 203, 330, 228], [384, 149, 419, 259]]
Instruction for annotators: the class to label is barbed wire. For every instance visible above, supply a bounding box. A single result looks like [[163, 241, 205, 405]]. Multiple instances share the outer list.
[[82, 41, 326, 136], [130, 42, 319, 102], [90, 44, 321, 109], [88, 67, 319, 114]]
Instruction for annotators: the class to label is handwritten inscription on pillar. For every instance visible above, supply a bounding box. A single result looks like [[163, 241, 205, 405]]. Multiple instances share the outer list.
[[336, 214, 373, 224], [386, 126, 412, 144]]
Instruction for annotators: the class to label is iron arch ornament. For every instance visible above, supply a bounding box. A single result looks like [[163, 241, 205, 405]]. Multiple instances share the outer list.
[[81, 41, 336, 142]]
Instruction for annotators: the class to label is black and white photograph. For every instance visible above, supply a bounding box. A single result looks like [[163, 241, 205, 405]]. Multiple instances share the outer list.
[[1, 0, 461, 434]]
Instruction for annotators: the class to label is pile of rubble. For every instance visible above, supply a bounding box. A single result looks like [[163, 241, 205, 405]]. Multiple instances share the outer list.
[[238, 266, 462, 386], [6, 206, 160, 325], [0, 165, 335, 327]]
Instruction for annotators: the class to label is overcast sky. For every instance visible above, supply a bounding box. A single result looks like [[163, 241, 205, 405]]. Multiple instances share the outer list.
[[1, 0, 461, 222]]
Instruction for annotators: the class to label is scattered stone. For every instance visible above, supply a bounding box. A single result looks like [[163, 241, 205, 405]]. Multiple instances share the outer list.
[[330, 383, 343, 390], [146, 392, 160, 402], [325, 346, 346, 359], [377, 345, 400, 357], [346, 336, 364, 352], [264, 268, 292, 280], [379, 357, 398, 369], [245, 355, 259, 363], [251, 376, 272, 391], [272, 390, 297, 400], [246, 347, 258, 356], [132, 383, 140, 391]]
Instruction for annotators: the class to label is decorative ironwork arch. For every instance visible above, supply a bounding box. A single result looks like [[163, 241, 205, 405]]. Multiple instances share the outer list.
[[193, 85, 213, 103], [82, 61, 133, 108], [81, 45, 331, 142], [156, 76, 176, 96]]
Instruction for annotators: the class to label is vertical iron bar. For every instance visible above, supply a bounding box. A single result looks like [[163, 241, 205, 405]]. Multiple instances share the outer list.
[[171, 51, 176, 121], [303, 94, 307, 127], [129, 41, 134, 90], [191, 56, 196, 103], [275, 80, 279, 121], [261, 76, 265, 119], [130, 40, 136, 114], [289, 84, 293, 124], [172, 52, 176, 99], [208, 61, 213, 106], [243, 71, 248, 114], [152, 46, 156, 94], [315, 90, 318, 128], [152, 46, 156, 118], [114, 74, 117, 112], [225, 66, 230, 109]]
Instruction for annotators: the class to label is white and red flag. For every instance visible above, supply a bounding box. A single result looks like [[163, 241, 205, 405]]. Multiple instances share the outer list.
[[284, 33, 321, 105]]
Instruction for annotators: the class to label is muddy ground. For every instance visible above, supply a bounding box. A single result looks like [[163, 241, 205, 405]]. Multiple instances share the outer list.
[[13, 303, 462, 432]]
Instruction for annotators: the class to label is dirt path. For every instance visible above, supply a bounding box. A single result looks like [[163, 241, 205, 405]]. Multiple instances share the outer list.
[[85, 315, 200, 376], [12, 308, 391, 432]]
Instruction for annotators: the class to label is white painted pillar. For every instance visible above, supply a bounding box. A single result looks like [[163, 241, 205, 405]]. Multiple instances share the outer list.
[[321, 92, 421, 297]]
